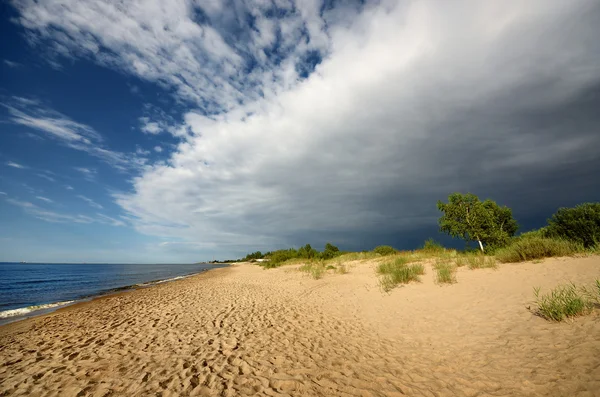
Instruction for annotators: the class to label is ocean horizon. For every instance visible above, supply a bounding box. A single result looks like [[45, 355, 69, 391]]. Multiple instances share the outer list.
[[0, 262, 227, 325]]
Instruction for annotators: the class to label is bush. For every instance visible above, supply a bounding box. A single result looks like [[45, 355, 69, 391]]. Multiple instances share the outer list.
[[546, 203, 600, 248], [320, 243, 341, 260], [265, 248, 299, 267], [373, 245, 397, 256], [377, 257, 424, 291], [495, 236, 582, 263], [533, 283, 595, 322]]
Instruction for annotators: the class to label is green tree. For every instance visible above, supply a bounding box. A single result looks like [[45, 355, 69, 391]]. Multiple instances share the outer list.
[[298, 244, 318, 259], [546, 202, 600, 248], [437, 193, 518, 253], [321, 243, 341, 259]]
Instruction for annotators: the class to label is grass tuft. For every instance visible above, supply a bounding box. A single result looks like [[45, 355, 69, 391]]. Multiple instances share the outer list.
[[496, 237, 582, 263], [335, 263, 349, 274], [456, 253, 498, 269], [299, 262, 326, 279], [377, 257, 424, 292], [433, 261, 456, 284], [533, 283, 596, 321]]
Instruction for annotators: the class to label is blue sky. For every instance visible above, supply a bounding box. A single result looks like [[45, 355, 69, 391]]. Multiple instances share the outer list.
[[1, 0, 600, 263]]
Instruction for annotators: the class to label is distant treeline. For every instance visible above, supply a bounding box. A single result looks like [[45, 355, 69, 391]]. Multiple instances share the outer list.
[[207, 198, 600, 265]]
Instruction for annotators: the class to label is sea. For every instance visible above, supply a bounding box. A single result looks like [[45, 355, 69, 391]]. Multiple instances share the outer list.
[[0, 262, 227, 325]]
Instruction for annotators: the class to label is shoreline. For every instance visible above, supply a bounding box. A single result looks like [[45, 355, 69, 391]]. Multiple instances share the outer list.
[[0, 264, 231, 328], [1, 258, 598, 396]]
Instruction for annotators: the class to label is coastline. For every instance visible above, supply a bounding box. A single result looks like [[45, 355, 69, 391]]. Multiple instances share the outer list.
[[0, 264, 229, 327], [1, 258, 599, 396]]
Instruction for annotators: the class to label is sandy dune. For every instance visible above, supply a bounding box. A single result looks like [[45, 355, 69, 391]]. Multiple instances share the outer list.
[[1, 256, 599, 396]]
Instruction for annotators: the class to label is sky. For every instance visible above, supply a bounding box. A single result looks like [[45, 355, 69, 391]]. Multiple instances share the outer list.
[[1, 0, 600, 263]]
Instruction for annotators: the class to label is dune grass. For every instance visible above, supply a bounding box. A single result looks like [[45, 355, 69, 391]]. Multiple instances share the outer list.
[[433, 261, 456, 284], [533, 281, 600, 321], [299, 262, 326, 279], [456, 253, 498, 269], [331, 251, 381, 263], [377, 257, 425, 292], [495, 236, 583, 263], [335, 263, 349, 274], [372, 245, 398, 256]]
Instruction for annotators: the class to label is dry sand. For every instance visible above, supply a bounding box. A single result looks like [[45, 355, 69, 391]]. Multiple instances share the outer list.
[[1, 256, 599, 397]]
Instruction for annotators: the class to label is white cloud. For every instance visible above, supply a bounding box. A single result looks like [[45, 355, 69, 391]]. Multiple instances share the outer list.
[[138, 105, 184, 137], [5, 197, 123, 226], [77, 195, 104, 209], [6, 198, 93, 224], [36, 196, 53, 203], [154, 146, 163, 153], [65, 185, 74, 190], [36, 173, 56, 182], [3, 60, 22, 68], [135, 147, 150, 156], [3, 98, 142, 171], [96, 213, 126, 227], [6, 161, 26, 169], [139, 118, 162, 135], [0, 192, 7, 196], [11, 0, 336, 113], [74, 167, 97, 181]]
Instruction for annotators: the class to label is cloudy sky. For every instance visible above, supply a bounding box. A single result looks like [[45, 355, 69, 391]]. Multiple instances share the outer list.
[[1, 0, 599, 263]]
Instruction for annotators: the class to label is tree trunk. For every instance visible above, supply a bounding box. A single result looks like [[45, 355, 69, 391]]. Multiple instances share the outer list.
[[478, 240, 484, 253]]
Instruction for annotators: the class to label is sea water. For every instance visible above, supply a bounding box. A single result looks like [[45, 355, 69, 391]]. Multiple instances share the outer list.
[[0, 262, 226, 325]]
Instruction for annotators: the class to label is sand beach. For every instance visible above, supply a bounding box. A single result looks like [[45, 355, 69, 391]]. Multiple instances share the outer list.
[[1, 257, 599, 396]]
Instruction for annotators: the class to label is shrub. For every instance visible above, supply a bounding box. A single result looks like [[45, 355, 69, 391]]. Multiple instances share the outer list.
[[495, 236, 582, 263], [373, 245, 397, 256], [533, 283, 594, 321], [320, 243, 341, 260], [546, 202, 600, 248], [377, 258, 424, 291], [298, 244, 318, 259], [265, 248, 299, 266], [434, 261, 456, 284]]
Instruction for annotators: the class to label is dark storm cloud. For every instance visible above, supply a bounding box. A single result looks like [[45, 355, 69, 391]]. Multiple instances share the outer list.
[[12, 0, 600, 257]]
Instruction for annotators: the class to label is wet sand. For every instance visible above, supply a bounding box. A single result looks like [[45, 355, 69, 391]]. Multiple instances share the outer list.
[[1, 256, 599, 396]]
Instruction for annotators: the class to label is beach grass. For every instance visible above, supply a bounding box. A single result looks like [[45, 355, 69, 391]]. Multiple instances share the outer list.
[[299, 262, 326, 279], [434, 261, 456, 284], [496, 237, 583, 263], [377, 257, 425, 291], [456, 253, 498, 269], [533, 282, 598, 321]]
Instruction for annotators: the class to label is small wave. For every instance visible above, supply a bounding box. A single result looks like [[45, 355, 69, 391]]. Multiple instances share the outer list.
[[0, 300, 75, 318], [135, 274, 190, 287]]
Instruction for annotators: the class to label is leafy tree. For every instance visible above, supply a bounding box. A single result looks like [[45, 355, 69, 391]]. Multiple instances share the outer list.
[[298, 244, 318, 259], [546, 202, 600, 248], [321, 243, 341, 259], [437, 193, 518, 253], [244, 251, 263, 261], [482, 199, 519, 250]]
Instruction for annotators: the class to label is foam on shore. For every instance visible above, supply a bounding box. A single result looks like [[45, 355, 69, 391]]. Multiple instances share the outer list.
[[0, 300, 75, 319]]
